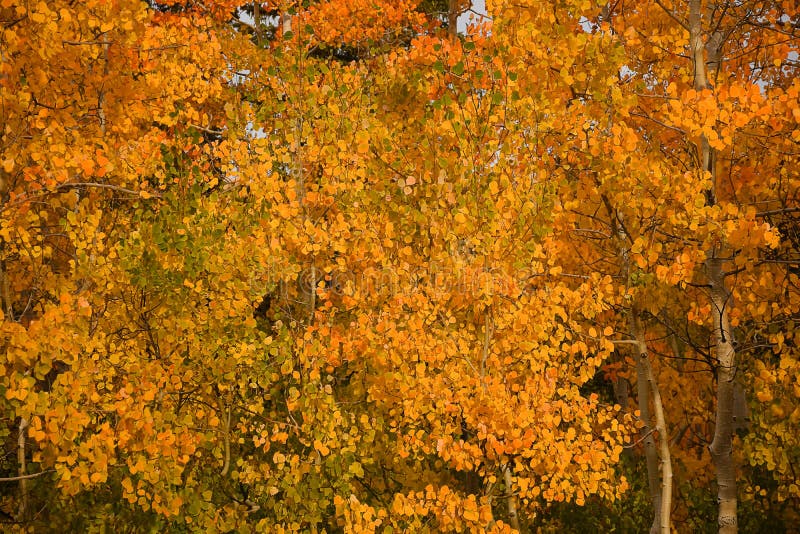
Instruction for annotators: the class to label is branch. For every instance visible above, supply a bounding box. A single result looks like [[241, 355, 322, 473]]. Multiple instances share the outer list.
[[2, 183, 161, 213], [0, 469, 53, 482], [188, 123, 226, 136], [653, 0, 689, 30], [62, 40, 113, 46], [756, 207, 800, 217], [630, 111, 688, 135], [135, 44, 187, 53], [624, 428, 656, 449], [723, 266, 747, 277], [54, 182, 157, 197]]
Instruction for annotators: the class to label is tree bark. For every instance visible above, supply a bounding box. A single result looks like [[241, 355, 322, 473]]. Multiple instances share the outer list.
[[633, 312, 673, 534], [503, 465, 521, 532], [707, 257, 738, 533], [17, 417, 29, 521], [634, 319, 663, 534], [447, 0, 459, 39], [253, 2, 263, 46], [599, 183, 665, 532], [281, 5, 292, 35], [688, 2, 737, 531]]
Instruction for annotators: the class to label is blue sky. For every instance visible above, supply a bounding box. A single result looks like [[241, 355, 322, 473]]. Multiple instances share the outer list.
[[458, 0, 488, 33]]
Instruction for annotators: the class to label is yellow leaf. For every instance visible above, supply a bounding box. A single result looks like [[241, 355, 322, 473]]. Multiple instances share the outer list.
[[463, 508, 479, 522], [314, 439, 331, 456]]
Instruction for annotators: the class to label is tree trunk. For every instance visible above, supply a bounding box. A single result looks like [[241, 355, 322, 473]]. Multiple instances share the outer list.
[[633, 312, 673, 534], [503, 465, 521, 532], [17, 417, 29, 521], [447, 0, 459, 39], [281, 6, 292, 35], [688, 2, 738, 531], [253, 2, 263, 46], [707, 257, 738, 533], [634, 320, 663, 534], [600, 182, 665, 531]]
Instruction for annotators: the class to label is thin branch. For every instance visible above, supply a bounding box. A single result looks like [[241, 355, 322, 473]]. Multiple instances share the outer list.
[[0, 470, 54, 482], [630, 111, 688, 135], [624, 428, 657, 449], [188, 123, 225, 136], [62, 40, 113, 46], [54, 182, 155, 197], [653, 0, 689, 30], [2, 183, 160, 213], [756, 207, 800, 217], [481, 309, 492, 393], [135, 44, 187, 53]]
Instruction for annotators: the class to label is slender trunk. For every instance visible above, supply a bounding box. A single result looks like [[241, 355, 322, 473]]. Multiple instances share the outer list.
[[503, 465, 521, 532], [220, 400, 232, 476], [600, 189, 664, 531], [253, 2, 263, 46], [0, 260, 13, 320], [480, 309, 492, 392], [98, 42, 108, 135], [613, 377, 635, 460], [707, 257, 738, 533], [484, 476, 497, 527], [633, 312, 673, 534], [280, 5, 314, 323], [281, 6, 292, 35], [17, 417, 28, 521], [447, 0, 459, 39], [688, 2, 737, 531], [635, 330, 662, 534], [613, 375, 629, 410], [307, 265, 316, 322]]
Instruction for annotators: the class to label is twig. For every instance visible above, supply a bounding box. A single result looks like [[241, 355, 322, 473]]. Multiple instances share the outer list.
[[756, 207, 800, 217], [0, 469, 54, 482], [188, 123, 225, 136], [653, 0, 689, 30], [55, 182, 155, 197], [62, 40, 113, 46], [624, 427, 657, 449]]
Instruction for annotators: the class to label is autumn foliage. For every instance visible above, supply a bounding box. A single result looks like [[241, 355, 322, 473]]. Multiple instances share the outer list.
[[1, 0, 799, 532]]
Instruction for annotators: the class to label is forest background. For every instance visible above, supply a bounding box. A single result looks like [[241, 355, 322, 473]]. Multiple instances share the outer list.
[[1, 0, 799, 532]]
